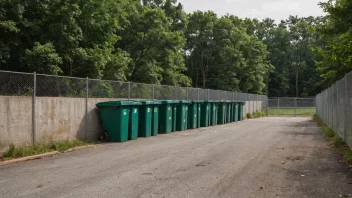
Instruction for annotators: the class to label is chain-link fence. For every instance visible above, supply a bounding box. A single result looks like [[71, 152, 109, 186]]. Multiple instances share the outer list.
[[0, 70, 267, 148], [268, 97, 316, 116], [316, 72, 352, 148]]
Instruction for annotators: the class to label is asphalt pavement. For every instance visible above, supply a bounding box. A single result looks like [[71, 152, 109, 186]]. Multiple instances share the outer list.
[[0, 117, 351, 198]]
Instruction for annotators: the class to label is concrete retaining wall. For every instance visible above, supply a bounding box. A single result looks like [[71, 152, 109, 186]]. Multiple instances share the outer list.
[[0, 96, 265, 152]]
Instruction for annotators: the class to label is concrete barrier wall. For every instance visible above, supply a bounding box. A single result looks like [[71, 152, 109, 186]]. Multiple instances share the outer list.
[[242, 101, 264, 118], [0, 96, 33, 151], [0, 96, 117, 152], [0, 95, 266, 152]]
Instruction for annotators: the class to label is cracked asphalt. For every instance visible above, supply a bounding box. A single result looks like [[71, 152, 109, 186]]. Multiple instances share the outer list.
[[0, 117, 351, 198]]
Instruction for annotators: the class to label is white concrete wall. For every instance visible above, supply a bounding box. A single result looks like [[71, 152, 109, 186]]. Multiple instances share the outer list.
[[0, 96, 122, 152], [0, 96, 33, 151], [242, 101, 264, 118]]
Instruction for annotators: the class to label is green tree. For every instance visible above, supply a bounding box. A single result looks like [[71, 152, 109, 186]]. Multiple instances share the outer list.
[[316, 0, 352, 85]]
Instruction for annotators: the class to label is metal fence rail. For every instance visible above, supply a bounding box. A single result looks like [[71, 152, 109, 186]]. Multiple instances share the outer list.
[[0, 70, 268, 145], [316, 71, 352, 148], [268, 97, 316, 116]]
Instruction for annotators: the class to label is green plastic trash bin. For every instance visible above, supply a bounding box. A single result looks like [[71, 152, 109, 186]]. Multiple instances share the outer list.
[[200, 100, 211, 127], [188, 101, 200, 129], [238, 101, 245, 121], [210, 101, 218, 126], [151, 101, 162, 136], [233, 102, 239, 122], [226, 101, 232, 123], [96, 101, 141, 142], [176, 100, 191, 131], [217, 101, 226, 125], [159, 100, 179, 134], [172, 101, 179, 132], [231, 102, 236, 122], [197, 101, 202, 128], [138, 101, 154, 138]]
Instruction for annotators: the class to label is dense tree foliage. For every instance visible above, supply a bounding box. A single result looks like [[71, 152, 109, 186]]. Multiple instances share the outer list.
[[0, 0, 350, 96], [315, 0, 352, 86]]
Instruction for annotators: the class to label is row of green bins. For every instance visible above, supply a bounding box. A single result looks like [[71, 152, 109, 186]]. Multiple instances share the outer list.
[[96, 100, 246, 142], [96, 101, 141, 142]]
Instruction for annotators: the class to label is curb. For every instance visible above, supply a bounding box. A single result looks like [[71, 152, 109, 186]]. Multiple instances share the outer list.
[[64, 145, 98, 153], [0, 145, 99, 166], [0, 151, 59, 166]]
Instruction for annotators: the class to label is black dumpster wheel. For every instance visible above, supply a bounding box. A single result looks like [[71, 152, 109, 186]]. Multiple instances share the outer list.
[[100, 131, 108, 142]]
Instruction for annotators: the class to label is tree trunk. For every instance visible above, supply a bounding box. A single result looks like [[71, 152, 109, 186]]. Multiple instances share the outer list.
[[202, 69, 206, 89]]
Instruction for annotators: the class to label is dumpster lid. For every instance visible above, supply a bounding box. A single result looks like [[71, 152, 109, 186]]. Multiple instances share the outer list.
[[151, 100, 162, 104], [137, 100, 155, 105], [191, 100, 204, 103], [159, 100, 179, 104], [96, 100, 142, 107], [179, 100, 191, 104]]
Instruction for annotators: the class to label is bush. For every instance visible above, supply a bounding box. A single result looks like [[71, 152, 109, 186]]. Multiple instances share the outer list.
[[323, 127, 335, 138], [333, 135, 344, 148], [246, 113, 252, 119], [343, 150, 352, 164]]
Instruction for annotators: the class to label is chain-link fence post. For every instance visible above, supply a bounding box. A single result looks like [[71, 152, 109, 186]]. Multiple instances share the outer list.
[[208, 89, 210, 100], [186, 87, 189, 100], [152, 84, 155, 100], [344, 74, 348, 141], [294, 98, 297, 117], [197, 88, 200, 100], [85, 77, 89, 141], [336, 82, 339, 134], [266, 97, 268, 115], [175, 85, 177, 100], [128, 81, 131, 100], [32, 72, 36, 145]]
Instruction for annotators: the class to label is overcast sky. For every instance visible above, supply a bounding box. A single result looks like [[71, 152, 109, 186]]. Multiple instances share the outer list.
[[178, 0, 326, 22]]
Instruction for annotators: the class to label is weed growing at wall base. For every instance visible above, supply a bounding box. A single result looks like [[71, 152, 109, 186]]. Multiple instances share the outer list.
[[1, 140, 88, 161], [248, 109, 266, 119], [313, 114, 352, 166]]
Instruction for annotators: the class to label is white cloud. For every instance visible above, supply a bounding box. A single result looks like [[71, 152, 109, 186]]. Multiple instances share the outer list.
[[178, 0, 326, 22]]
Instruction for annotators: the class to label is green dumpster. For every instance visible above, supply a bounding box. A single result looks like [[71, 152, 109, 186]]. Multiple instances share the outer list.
[[197, 101, 202, 128], [217, 101, 226, 125], [188, 101, 200, 129], [172, 101, 179, 132], [138, 101, 153, 138], [176, 100, 191, 131], [210, 101, 218, 126], [226, 101, 232, 123], [231, 101, 236, 122], [96, 101, 141, 142], [151, 101, 162, 136], [233, 102, 239, 122], [159, 100, 177, 134], [200, 100, 211, 127], [238, 101, 245, 121]]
